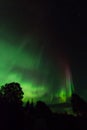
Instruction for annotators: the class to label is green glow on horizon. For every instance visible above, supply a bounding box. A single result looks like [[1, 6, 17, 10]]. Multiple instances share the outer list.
[[65, 66, 75, 98], [0, 36, 52, 102], [0, 30, 74, 103], [59, 89, 67, 102], [54, 66, 74, 103]]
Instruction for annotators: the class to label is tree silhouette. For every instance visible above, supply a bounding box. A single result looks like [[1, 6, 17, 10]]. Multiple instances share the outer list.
[[0, 82, 24, 105], [71, 93, 87, 115]]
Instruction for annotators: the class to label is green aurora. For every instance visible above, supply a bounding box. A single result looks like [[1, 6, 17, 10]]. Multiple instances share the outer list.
[[0, 27, 74, 104]]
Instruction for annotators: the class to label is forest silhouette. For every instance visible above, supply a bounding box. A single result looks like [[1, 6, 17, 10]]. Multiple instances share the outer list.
[[0, 82, 87, 130]]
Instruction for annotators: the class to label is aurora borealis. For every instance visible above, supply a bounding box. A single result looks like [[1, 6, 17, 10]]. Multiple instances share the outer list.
[[0, 0, 82, 104], [0, 30, 74, 103]]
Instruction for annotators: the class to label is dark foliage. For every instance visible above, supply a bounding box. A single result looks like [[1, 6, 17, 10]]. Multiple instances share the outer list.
[[0, 82, 24, 105], [0, 83, 87, 130], [71, 93, 87, 115]]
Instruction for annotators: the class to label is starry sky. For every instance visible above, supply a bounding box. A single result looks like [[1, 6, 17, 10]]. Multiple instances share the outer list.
[[0, 0, 85, 103]]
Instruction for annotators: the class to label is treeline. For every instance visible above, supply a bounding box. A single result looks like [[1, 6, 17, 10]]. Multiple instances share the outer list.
[[0, 82, 87, 130]]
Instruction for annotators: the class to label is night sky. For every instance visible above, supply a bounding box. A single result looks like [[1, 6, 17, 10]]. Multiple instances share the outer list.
[[0, 0, 85, 103]]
